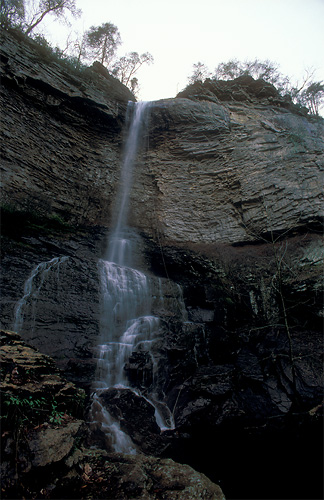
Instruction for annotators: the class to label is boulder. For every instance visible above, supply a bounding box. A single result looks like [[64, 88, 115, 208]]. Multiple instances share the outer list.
[[98, 387, 169, 456], [54, 451, 226, 500]]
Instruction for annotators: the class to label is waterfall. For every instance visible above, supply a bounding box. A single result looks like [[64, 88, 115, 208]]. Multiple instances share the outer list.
[[91, 102, 175, 453], [107, 101, 151, 267], [13, 256, 68, 334], [95, 259, 159, 389]]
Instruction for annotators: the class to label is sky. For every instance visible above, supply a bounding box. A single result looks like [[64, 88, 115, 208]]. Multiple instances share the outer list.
[[39, 0, 324, 104]]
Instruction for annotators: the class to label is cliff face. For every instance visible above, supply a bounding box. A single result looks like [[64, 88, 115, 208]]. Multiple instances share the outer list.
[[132, 93, 324, 246], [0, 30, 134, 226], [2, 31, 323, 244], [1, 30, 323, 500]]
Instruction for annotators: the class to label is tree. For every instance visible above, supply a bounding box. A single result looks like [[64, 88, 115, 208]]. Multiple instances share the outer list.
[[130, 77, 138, 94], [298, 81, 324, 116], [188, 61, 211, 84], [0, 0, 25, 28], [112, 51, 154, 89], [213, 58, 290, 93], [24, 0, 81, 35], [84, 22, 121, 66], [213, 59, 242, 80], [63, 30, 87, 66], [289, 70, 324, 116]]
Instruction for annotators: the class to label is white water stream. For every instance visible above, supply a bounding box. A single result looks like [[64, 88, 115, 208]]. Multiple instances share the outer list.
[[13, 256, 68, 334], [91, 102, 176, 453]]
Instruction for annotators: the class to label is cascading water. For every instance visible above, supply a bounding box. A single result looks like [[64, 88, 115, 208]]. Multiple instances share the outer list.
[[13, 256, 68, 334], [90, 102, 175, 453]]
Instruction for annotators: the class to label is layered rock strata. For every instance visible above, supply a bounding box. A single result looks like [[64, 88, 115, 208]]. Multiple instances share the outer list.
[[132, 95, 324, 245], [1, 31, 323, 246], [0, 29, 134, 226]]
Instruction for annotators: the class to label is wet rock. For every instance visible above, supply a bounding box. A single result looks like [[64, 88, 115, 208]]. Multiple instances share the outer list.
[[0, 331, 225, 500], [0, 330, 86, 492], [1, 26, 323, 500], [0, 329, 86, 415], [98, 387, 169, 456], [124, 351, 154, 387], [0, 233, 102, 387]]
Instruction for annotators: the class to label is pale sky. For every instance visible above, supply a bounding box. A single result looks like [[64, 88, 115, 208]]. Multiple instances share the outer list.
[[39, 0, 324, 103]]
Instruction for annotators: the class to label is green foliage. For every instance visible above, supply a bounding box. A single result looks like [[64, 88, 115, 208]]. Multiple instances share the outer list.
[[1, 394, 66, 429], [29, 32, 54, 58], [84, 22, 121, 66]]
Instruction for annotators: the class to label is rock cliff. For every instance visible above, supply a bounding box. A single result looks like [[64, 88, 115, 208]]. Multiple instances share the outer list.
[[2, 30, 323, 244], [1, 29, 323, 500], [0, 29, 134, 226], [133, 91, 323, 246]]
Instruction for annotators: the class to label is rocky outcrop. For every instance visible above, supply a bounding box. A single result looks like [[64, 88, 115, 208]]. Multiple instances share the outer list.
[[0, 330, 86, 492], [132, 95, 324, 246], [0, 29, 134, 226], [0, 222, 103, 387], [56, 451, 225, 500], [0, 330, 225, 500]]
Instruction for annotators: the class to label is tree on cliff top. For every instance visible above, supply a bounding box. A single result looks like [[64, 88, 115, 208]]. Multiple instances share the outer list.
[[0, 0, 81, 34], [213, 58, 290, 93], [24, 0, 81, 35], [84, 22, 121, 66], [188, 58, 324, 116], [81, 25, 153, 94], [187, 61, 211, 85], [111, 51, 154, 93]]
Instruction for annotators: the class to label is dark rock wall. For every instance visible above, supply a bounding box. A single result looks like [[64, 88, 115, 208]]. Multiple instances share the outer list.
[[2, 31, 323, 243]]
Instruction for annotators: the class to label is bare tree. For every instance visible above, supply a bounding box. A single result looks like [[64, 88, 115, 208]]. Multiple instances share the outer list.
[[24, 0, 81, 35], [112, 51, 154, 89], [188, 61, 211, 84]]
